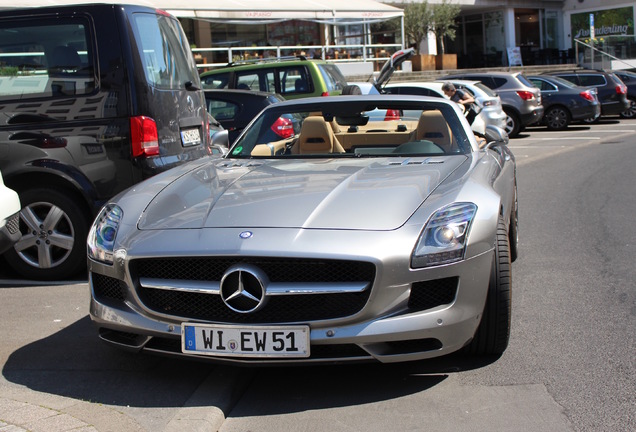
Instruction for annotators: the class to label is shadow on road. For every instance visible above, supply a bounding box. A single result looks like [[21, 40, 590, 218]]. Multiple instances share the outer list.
[[2, 315, 500, 412]]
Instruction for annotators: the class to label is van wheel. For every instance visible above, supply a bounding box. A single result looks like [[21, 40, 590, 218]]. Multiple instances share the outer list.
[[503, 109, 521, 138], [466, 215, 512, 356], [4, 189, 88, 281]]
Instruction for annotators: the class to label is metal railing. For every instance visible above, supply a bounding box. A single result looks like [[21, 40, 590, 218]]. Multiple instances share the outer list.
[[574, 35, 636, 70], [192, 43, 403, 71]]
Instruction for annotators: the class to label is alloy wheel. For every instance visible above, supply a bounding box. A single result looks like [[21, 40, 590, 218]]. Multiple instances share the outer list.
[[620, 98, 636, 119], [545, 107, 569, 130], [14, 201, 75, 270]]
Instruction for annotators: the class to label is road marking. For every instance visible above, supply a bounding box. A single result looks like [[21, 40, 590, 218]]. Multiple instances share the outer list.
[[511, 145, 568, 149], [510, 138, 601, 146]]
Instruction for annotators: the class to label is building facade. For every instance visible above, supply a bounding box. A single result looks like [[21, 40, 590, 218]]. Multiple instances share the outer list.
[[181, 0, 635, 69], [441, 0, 635, 68]]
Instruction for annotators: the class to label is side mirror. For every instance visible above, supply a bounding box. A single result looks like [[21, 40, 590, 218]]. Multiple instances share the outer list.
[[210, 129, 229, 155], [484, 125, 509, 148]]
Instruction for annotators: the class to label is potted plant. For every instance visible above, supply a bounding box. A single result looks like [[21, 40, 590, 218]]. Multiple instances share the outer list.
[[430, 0, 460, 70], [403, 1, 435, 71]]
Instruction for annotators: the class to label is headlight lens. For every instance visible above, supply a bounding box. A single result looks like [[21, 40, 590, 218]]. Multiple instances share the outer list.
[[412, 203, 477, 268], [87, 204, 123, 264]]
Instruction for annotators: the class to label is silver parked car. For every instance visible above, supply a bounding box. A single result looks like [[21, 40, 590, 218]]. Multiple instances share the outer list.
[[88, 95, 517, 365], [442, 71, 544, 138], [384, 80, 507, 131]]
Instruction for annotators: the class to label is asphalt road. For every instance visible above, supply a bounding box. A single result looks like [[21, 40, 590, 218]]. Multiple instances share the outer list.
[[1, 118, 635, 431]]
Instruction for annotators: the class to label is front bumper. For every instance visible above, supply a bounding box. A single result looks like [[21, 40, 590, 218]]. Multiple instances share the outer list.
[[89, 246, 494, 365]]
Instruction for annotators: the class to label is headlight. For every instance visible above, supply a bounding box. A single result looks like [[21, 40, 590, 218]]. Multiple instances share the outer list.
[[412, 203, 477, 268], [87, 204, 123, 265]]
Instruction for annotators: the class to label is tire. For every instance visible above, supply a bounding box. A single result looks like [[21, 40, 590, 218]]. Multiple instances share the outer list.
[[341, 84, 363, 95], [509, 184, 519, 263], [466, 215, 512, 356], [619, 97, 636, 119], [4, 188, 89, 281], [544, 106, 570, 130], [582, 113, 600, 124], [503, 109, 521, 138]]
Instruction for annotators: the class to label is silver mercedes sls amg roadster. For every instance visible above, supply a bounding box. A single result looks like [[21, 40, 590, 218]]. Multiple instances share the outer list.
[[88, 95, 517, 365]]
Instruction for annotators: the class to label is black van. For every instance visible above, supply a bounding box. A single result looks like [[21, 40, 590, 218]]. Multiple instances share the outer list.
[[0, 4, 213, 280]]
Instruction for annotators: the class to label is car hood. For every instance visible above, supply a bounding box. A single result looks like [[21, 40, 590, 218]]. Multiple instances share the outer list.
[[138, 156, 467, 231]]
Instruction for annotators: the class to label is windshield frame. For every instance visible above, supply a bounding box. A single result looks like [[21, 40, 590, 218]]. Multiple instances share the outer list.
[[227, 96, 477, 159]]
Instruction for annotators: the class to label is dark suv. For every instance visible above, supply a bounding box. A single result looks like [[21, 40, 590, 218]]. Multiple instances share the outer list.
[[442, 72, 543, 138], [0, 4, 212, 280], [546, 70, 629, 121]]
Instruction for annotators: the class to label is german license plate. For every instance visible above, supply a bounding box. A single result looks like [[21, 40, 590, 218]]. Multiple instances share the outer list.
[[180, 128, 201, 146], [182, 323, 310, 358]]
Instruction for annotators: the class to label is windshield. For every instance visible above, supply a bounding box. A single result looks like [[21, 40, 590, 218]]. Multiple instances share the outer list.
[[318, 64, 348, 92], [131, 12, 199, 89], [228, 99, 474, 158]]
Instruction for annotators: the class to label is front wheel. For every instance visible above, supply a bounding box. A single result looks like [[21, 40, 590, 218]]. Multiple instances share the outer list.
[[466, 215, 512, 356], [582, 112, 600, 124], [3, 188, 89, 281], [619, 97, 636, 119]]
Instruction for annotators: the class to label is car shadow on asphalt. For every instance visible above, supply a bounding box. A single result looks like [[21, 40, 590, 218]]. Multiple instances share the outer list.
[[2, 315, 500, 411]]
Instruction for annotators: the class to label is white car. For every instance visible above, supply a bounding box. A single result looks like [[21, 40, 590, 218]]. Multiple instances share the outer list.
[[0, 170, 21, 255], [437, 79, 508, 130], [384, 80, 507, 133]]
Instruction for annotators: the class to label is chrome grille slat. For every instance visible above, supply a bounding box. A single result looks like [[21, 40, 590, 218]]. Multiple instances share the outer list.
[[139, 277, 369, 295]]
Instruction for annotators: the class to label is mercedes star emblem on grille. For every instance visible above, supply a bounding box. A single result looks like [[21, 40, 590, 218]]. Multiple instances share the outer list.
[[220, 264, 268, 313]]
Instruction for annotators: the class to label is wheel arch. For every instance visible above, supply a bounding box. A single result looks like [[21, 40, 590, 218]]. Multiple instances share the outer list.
[[6, 170, 95, 223]]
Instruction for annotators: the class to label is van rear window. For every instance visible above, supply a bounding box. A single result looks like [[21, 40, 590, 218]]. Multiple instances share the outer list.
[[131, 12, 199, 90], [0, 18, 95, 99]]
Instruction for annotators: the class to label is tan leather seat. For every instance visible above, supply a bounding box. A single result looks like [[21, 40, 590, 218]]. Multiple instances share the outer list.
[[298, 116, 345, 154], [416, 111, 452, 152]]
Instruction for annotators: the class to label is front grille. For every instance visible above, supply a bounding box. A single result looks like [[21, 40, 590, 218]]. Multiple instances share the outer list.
[[408, 277, 458, 312], [92, 273, 126, 302], [6, 212, 19, 235], [134, 257, 373, 283], [133, 257, 375, 323]]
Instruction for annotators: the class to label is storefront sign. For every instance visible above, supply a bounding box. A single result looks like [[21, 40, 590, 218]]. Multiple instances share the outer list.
[[571, 6, 633, 41]]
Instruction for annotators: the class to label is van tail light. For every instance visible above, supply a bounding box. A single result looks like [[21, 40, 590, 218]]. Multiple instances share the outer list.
[[321, 92, 329, 96], [384, 109, 401, 121], [130, 116, 159, 157], [616, 84, 627, 95], [580, 90, 595, 102], [271, 116, 294, 139], [516, 91, 535, 101]]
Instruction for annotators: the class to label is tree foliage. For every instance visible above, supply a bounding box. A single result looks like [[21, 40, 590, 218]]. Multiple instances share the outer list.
[[402, 0, 461, 55], [430, 0, 461, 54], [403, 1, 432, 54]]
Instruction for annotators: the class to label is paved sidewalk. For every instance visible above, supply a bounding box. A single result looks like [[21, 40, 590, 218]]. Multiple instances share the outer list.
[[0, 398, 96, 432], [0, 363, 251, 432]]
